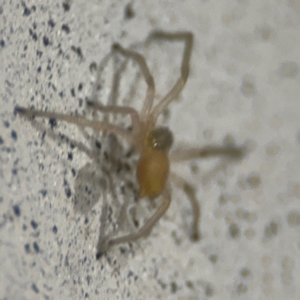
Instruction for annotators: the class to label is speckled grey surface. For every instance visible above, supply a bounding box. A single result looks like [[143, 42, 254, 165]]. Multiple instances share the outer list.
[[1, 0, 300, 299]]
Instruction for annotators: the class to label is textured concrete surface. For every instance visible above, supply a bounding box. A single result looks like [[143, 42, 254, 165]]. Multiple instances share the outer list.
[[1, 0, 300, 299]]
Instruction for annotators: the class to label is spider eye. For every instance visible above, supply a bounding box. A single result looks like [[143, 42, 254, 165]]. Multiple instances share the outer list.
[[146, 127, 174, 152]]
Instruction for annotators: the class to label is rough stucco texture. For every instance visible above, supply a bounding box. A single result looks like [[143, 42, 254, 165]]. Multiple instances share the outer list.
[[1, 0, 300, 299]]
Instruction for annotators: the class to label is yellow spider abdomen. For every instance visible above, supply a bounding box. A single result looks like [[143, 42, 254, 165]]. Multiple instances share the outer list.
[[137, 149, 170, 198]]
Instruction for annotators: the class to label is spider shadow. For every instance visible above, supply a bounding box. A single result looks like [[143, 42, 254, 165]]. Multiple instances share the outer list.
[[20, 42, 147, 258]]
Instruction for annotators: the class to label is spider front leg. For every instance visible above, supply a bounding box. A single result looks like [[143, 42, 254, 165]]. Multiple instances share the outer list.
[[85, 100, 140, 136], [112, 43, 155, 121], [14, 106, 134, 145], [150, 31, 194, 123], [96, 187, 171, 256]]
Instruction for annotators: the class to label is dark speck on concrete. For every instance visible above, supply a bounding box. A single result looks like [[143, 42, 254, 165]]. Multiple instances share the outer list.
[[64, 255, 69, 267], [31, 283, 39, 294], [24, 243, 30, 253], [229, 223, 240, 239], [52, 225, 58, 234], [29, 28, 37, 41], [3, 120, 9, 128], [49, 118, 57, 128], [95, 140, 101, 149], [64, 179, 72, 198], [32, 32, 38, 41], [14, 106, 26, 115], [67, 152, 73, 160], [124, 3, 135, 20], [70, 88, 75, 97], [71, 46, 83, 60], [29, 29, 38, 41], [62, 2, 71, 12], [0, 136, 3, 144], [37, 66, 42, 73], [95, 252, 102, 260], [120, 247, 127, 254], [39, 189, 47, 197], [48, 19, 55, 28], [43, 36, 50, 46], [89, 62, 97, 74], [62, 24, 70, 34], [23, 6, 31, 16], [11, 130, 17, 140], [86, 275, 91, 285], [33, 241, 40, 253], [0, 40, 5, 47], [127, 270, 134, 278], [31, 220, 38, 230], [23, 224, 27, 231], [13, 205, 21, 217], [78, 83, 83, 91]]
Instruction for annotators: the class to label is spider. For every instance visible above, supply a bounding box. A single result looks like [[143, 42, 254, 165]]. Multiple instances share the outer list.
[[15, 31, 245, 255]]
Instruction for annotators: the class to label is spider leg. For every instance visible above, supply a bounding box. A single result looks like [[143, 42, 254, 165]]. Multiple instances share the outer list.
[[86, 100, 140, 135], [112, 43, 155, 121], [14, 106, 134, 145], [170, 145, 246, 162], [97, 187, 171, 255], [150, 31, 193, 123], [169, 145, 246, 240], [170, 173, 201, 241]]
